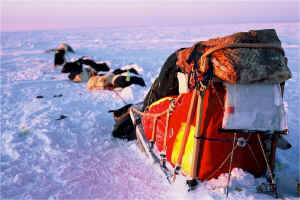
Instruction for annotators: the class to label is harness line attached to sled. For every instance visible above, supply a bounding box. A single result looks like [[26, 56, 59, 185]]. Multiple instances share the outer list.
[[111, 89, 128, 105]]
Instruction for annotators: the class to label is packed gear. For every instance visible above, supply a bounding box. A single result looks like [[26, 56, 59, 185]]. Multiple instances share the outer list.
[[127, 29, 291, 198]]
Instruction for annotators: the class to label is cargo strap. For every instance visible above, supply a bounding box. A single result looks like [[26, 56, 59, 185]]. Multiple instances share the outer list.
[[111, 90, 127, 105], [173, 87, 208, 185], [190, 90, 205, 184], [257, 134, 279, 198], [173, 89, 198, 181], [226, 132, 237, 198], [194, 136, 236, 143]]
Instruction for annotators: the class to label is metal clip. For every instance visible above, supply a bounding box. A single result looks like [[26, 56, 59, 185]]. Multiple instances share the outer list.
[[237, 137, 247, 147]]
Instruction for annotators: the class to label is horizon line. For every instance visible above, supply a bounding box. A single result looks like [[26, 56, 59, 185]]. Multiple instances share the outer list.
[[2, 20, 300, 33]]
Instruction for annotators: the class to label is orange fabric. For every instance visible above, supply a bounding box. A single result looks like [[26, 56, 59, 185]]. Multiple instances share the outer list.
[[142, 84, 267, 180]]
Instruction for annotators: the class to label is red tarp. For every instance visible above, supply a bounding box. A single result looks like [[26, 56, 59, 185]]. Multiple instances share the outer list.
[[142, 83, 267, 180]]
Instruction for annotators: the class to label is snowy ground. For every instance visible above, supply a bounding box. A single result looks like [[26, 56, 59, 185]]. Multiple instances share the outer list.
[[1, 22, 299, 200]]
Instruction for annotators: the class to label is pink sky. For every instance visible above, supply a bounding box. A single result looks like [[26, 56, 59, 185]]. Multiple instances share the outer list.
[[1, 0, 300, 31]]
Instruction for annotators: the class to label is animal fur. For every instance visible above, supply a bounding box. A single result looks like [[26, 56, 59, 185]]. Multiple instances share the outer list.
[[79, 58, 110, 72], [176, 29, 292, 84], [109, 104, 136, 140], [45, 43, 75, 66], [57, 43, 75, 53], [61, 58, 110, 82]]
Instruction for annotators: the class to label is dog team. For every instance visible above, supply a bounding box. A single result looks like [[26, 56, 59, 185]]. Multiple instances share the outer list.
[[46, 43, 146, 91]]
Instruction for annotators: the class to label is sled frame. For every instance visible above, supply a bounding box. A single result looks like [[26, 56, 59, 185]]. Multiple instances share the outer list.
[[129, 106, 175, 183]]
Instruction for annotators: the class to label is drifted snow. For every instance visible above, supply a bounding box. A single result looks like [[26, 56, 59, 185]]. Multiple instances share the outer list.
[[1, 22, 300, 200]]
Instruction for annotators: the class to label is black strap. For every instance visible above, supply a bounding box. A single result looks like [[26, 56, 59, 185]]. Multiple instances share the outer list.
[[194, 135, 234, 143], [219, 128, 289, 135]]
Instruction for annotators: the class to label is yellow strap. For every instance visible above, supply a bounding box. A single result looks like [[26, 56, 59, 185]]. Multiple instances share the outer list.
[[175, 90, 198, 167], [190, 91, 204, 179]]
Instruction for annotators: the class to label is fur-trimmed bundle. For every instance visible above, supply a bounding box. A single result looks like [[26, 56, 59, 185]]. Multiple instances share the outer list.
[[177, 29, 292, 83]]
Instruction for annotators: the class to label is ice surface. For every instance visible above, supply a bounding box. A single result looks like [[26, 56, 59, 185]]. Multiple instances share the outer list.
[[1, 22, 300, 199]]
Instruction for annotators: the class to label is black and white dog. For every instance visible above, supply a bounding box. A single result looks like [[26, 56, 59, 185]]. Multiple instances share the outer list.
[[79, 58, 110, 72], [108, 104, 136, 141], [61, 57, 110, 82], [46, 43, 75, 66]]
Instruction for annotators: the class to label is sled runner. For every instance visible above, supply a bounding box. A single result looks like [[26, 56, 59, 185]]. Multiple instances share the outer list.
[[129, 29, 291, 198]]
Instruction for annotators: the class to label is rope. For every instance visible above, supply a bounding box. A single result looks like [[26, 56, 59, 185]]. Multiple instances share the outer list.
[[111, 90, 127, 105], [257, 134, 276, 185], [247, 143, 263, 170], [205, 141, 238, 181], [131, 94, 183, 118], [243, 134, 263, 170], [132, 106, 168, 118], [226, 132, 237, 198], [150, 117, 158, 143], [205, 134, 251, 181]]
